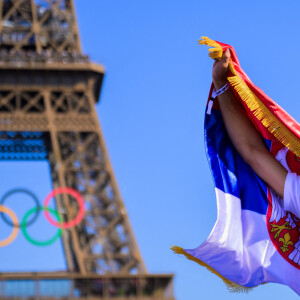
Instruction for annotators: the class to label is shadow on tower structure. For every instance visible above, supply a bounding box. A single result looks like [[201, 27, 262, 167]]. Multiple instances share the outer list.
[[0, 0, 174, 298]]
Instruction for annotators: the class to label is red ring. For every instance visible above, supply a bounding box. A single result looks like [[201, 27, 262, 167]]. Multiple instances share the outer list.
[[43, 187, 85, 229]]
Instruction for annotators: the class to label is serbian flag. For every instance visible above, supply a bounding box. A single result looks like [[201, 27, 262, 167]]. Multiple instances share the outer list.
[[172, 37, 300, 294]]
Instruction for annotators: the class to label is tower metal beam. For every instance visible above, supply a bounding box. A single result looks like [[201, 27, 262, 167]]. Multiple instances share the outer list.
[[0, 1, 174, 298]]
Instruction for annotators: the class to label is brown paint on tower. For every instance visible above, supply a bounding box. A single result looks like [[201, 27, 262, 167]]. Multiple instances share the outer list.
[[0, 1, 174, 298]]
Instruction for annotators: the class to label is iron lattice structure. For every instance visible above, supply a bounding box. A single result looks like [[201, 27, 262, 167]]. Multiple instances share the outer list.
[[0, 1, 174, 299]]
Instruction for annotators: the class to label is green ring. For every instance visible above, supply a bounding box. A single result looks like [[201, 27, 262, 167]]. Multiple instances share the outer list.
[[21, 206, 62, 246]]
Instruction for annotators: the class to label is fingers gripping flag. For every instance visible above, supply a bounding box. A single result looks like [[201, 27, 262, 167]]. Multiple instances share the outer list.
[[172, 37, 300, 294]]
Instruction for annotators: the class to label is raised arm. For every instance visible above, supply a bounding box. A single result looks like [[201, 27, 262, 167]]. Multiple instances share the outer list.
[[212, 49, 287, 198]]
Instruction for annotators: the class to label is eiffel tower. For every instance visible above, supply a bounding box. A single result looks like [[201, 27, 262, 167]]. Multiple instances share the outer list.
[[0, 1, 174, 298]]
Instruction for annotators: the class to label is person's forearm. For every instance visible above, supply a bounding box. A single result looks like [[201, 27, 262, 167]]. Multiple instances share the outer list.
[[211, 49, 287, 197], [214, 83, 264, 161], [215, 82, 287, 197]]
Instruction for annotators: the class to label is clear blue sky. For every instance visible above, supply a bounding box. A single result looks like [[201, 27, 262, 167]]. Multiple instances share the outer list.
[[1, 1, 300, 300], [75, 1, 300, 299]]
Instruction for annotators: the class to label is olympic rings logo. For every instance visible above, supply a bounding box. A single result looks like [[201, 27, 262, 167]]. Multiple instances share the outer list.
[[0, 187, 85, 247]]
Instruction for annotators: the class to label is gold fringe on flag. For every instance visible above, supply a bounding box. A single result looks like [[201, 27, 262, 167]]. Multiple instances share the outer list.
[[198, 36, 300, 157], [228, 76, 300, 157], [171, 246, 254, 293], [198, 36, 223, 60]]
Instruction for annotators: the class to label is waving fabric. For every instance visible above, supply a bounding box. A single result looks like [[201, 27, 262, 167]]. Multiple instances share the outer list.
[[172, 37, 300, 294]]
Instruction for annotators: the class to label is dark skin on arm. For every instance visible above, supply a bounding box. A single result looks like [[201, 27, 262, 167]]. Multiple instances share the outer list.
[[212, 49, 288, 198]]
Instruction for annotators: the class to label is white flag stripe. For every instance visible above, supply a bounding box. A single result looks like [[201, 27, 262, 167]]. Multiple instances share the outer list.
[[185, 188, 300, 295]]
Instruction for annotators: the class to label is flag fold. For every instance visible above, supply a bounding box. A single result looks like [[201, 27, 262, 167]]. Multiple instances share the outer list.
[[172, 37, 300, 295]]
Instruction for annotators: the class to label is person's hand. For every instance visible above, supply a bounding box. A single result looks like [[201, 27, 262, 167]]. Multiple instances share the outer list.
[[212, 48, 231, 90]]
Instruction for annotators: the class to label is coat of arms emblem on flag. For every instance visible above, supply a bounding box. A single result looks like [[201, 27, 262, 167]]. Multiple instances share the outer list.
[[172, 37, 300, 295]]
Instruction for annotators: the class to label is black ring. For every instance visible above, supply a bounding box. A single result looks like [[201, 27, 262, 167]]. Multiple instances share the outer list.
[[0, 189, 40, 228]]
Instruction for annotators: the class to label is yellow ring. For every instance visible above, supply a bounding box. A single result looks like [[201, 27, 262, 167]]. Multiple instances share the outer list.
[[0, 205, 19, 247]]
